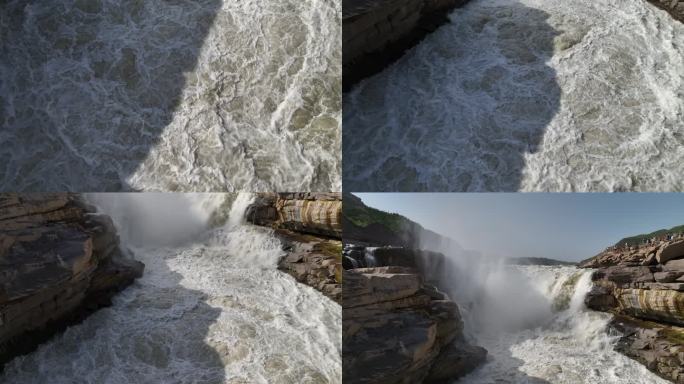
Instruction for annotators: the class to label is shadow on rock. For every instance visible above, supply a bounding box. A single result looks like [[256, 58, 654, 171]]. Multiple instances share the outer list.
[[0, 249, 225, 383]]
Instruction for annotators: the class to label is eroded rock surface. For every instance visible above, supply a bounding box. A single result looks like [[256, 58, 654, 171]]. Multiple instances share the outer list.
[[246, 193, 342, 303], [343, 246, 486, 384], [581, 235, 684, 383], [343, 0, 471, 89], [0, 194, 143, 369]]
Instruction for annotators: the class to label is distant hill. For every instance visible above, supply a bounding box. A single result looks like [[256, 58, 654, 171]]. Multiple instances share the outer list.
[[343, 193, 448, 249], [615, 224, 684, 247], [506, 257, 576, 266]]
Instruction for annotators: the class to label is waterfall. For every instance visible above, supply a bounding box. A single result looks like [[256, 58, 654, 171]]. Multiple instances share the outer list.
[[455, 265, 668, 383], [1, 193, 341, 384]]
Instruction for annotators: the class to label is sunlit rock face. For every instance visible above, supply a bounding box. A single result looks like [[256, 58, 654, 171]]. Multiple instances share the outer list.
[[343, 0, 684, 192], [581, 235, 684, 383], [0, 0, 341, 192]]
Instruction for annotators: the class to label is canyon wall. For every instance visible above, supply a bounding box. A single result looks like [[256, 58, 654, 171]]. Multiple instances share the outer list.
[[343, 0, 470, 89], [246, 193, 342, 302], [580, 237, 684, 383], [0, 194, 143, 370], [343, 245, 486, 384]]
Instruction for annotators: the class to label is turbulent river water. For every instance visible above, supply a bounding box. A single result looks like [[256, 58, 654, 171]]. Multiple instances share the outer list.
[[0, 0, 341, 191], [0, 194, 342, 383], [344, 0, 684, 191], [454, 265, 668, 384]]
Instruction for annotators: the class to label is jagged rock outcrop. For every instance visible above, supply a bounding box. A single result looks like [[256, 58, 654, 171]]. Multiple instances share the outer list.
[[609, 315, 684, 384], [581, 235, 684, 383], [246, 193, 342, 303], [647, 0, 684, 22], [343, 246, 486, 384], [0, 194, 143, 370], [343, 0, 470, 89]]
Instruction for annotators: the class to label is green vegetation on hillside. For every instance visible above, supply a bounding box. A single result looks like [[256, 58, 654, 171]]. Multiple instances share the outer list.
[[343, 193, 407, 233], [615, 224, 684, 247]]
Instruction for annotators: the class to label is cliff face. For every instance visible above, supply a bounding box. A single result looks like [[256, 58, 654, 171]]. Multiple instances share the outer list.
[[343, 0, 470, 89], [0, 194, 143, 369], [580, 237, 684, 383], [343, 245, 486, 384], [246, 193, 342, 303]]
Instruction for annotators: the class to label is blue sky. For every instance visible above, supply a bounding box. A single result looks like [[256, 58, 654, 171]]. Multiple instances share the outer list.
[[354, 193, 684, 262]]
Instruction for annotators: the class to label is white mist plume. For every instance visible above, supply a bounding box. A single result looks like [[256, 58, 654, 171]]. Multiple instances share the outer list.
[[86, 193, 225, 248]]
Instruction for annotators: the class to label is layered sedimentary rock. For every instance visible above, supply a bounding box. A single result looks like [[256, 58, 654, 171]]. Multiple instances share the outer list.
[[647, 0, 684, 22], [343, 0, 470, 89], [343, 245, 486, 384], [0, 194, 143, 369], [246, 193, 342, 302], [581, 237, 684, 383]]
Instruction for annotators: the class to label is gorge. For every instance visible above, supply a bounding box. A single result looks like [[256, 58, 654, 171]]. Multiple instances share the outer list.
[[342, 193, 681, 383], [0, 193, 341, 383], [343, 0, 684, 191]]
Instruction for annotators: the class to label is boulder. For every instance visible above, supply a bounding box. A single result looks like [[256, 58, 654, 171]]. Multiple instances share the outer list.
[[425, 340, 488, 384], [656, 240, 684, 264], [584, 284, 617, 311], [654, 271, 684, 283]]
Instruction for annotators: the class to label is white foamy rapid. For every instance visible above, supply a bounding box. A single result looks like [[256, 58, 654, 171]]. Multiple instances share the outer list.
[[0, 194, 341, 383], [453, 265, 668, 384], [344, 0, 684, 191], [0, 0, 341, 192]]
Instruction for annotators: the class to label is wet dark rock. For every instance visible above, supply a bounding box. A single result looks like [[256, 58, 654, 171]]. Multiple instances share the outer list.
[[0, 193, 143, 370], [343, 0, 471, 90]]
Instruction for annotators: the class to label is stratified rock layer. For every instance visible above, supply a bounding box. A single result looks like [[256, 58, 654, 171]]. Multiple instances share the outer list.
[[0, 194, 143, 369], [343, 247, 486, 384], [581, 236, 684, 383], [246, 193, 342, 303]]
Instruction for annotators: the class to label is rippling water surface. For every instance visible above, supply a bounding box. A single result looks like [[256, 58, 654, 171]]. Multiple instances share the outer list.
[[1, 0, 341, 191], [344, 0, 684, 191]]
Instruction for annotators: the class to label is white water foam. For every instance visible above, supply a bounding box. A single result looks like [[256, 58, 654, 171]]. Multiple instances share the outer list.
[[456, 265, 668, 383], [0, 0, 341, 192], [0, 194, 341, 383], [343, 0, 684, 191]]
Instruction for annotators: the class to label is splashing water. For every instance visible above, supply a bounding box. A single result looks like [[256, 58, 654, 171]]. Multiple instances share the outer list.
[[456, 266, 668, 383], [343, 0, 684, 191], [0, 194, 341, 383], [0, 0, 341, 192]]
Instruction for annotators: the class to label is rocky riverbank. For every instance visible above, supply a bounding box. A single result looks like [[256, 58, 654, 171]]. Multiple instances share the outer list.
[[580, 237, 684, 383], [343, 0, 470, 90], [647, 0, 684, 22], [245, 193, 342, 303], [343, 244, 486, 384], [0, 194, 143, 370]]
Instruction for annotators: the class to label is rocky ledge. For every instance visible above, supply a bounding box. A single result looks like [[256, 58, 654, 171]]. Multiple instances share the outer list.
[[343, 0, 470, 90], [343, 244, 486, 384], [246, 193, 342, 303], [580, 237, 684, 383], [0, 193, 143, 370]]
